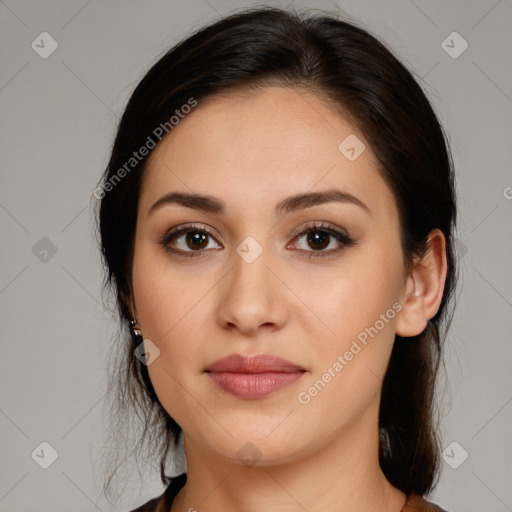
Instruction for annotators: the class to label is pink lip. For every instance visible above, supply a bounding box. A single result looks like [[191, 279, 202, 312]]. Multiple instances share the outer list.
[[205, 353, 305, 373], [205, 354, 306, 399]]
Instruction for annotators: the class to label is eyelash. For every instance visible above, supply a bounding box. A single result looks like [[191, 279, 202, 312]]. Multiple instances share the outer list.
[[159, 221, 355, 260]]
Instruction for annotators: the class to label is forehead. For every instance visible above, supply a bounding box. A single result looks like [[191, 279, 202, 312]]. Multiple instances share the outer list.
[[140, 86, 397, 222]]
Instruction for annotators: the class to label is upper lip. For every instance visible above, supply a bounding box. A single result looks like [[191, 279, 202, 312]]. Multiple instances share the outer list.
[[205, 353, 305, 373]]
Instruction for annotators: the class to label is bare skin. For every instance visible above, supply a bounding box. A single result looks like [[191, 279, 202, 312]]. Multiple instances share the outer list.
[[129, 86, 447, 512]]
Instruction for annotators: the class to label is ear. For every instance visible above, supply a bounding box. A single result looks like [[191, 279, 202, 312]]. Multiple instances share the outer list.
[[395, 229, 448, 337]]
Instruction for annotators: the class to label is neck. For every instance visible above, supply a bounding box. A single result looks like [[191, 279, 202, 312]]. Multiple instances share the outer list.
[[171, 397, 406, 512]]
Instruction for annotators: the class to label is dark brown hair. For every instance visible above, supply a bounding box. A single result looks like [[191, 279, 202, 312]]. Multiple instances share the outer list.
[[95, 5, 458, 502]]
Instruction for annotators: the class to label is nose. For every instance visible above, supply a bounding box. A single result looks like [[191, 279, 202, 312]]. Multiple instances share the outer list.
[[216, 244, 289, 337]]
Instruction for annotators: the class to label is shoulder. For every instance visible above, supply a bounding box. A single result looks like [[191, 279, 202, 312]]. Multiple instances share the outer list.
[[403, 492, 450, 512], [126, 473, 187, 512]]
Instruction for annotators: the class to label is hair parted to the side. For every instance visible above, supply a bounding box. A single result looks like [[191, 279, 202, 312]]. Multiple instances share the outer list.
[[94, 5, 458, 502]]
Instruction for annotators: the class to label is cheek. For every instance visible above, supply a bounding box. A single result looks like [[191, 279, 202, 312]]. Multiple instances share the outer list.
[[131, 247, 213, 429], [294, 291, 400, 433], [132, 268, 210, 347], [298, 244, 404, 345], [131, 241, 216, 366], [132, 237, 189, 326], [293, 242, 404, 404]]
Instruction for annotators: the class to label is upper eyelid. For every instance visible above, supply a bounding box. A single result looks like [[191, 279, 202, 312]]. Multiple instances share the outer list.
[[288, 220, 348, 239]]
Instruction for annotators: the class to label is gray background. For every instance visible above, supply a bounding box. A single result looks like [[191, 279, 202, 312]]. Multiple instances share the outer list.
[[1, 0, 511, 511]]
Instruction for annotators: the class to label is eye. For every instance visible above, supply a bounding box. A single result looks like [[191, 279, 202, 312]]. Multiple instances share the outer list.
[[160, 224, 222, 257], [287, 221, 355, 259], [159, 221, 355, 259]]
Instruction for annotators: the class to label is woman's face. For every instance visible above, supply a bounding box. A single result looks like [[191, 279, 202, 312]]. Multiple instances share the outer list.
[[131, 86, 411, 466]]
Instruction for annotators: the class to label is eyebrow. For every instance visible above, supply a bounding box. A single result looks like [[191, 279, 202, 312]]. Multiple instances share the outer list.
[[148, 188, 371, 217]]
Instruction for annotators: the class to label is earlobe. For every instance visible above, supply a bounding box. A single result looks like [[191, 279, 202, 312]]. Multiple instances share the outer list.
[[395, 229, 448, 337]]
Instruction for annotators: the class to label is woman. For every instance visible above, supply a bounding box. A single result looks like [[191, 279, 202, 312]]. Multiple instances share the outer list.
[[96, 6, 457, 512]]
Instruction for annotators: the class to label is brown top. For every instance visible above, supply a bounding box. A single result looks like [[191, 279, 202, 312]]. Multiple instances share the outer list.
[[128, 473, 449, 512], [402, 492, 448, 512]]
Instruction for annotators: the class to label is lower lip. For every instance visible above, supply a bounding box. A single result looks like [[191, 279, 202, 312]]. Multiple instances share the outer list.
[[207, 371, 305, 399]]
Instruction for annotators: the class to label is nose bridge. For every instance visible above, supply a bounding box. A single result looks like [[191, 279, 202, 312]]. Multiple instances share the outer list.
[[217, 232, 286, 333], [230, 233, 275, 301]]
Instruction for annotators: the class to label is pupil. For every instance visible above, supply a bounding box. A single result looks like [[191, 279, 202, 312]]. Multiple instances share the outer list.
[[308, 231, 329, 250], [187, 232, 208, 250]]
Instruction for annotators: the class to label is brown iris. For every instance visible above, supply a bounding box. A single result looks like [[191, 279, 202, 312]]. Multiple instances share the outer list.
[[307, 231, 330, 251], [186, 232, 209, 250]]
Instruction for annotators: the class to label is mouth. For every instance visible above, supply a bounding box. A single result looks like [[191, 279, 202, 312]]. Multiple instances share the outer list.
[[205, 353, 306, 399]]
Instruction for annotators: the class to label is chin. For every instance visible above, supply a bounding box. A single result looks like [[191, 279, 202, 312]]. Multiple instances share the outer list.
[[199, 429, 312, 468]]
